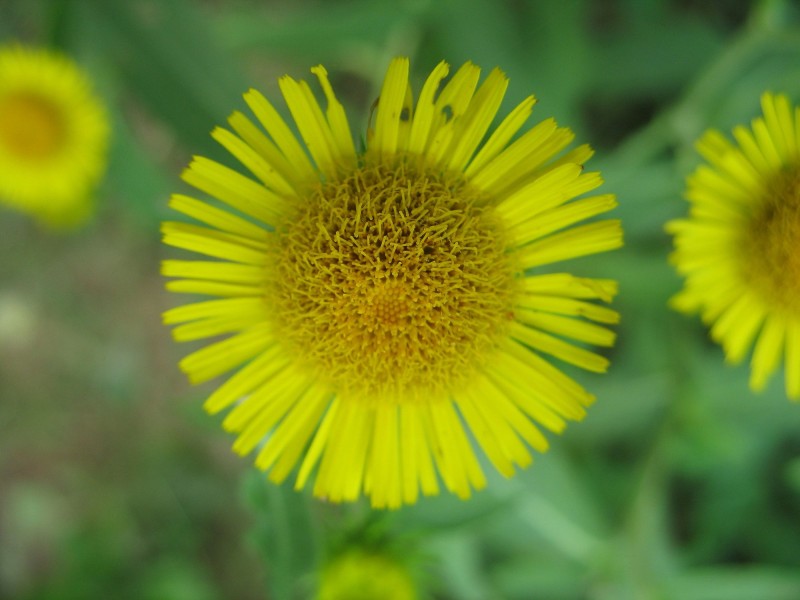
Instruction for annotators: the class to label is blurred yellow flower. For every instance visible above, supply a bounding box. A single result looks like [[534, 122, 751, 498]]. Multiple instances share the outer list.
[[668, 92, 800, 400], [318, 551, 416, 600], [0, 44, 109, 227], [163, 58, 621, 508]]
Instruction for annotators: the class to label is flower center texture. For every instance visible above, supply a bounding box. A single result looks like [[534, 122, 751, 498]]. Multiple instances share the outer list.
[[268, 161, 518, 404], [0, 92, 65, 161], [743, 165, 800, 313]]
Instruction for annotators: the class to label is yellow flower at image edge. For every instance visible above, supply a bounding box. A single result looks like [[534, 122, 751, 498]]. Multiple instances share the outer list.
[[0, 45, 109, 227], [668, 93, 800, 401], [319, 551, 415, 600], [162, 58, 622, 508]]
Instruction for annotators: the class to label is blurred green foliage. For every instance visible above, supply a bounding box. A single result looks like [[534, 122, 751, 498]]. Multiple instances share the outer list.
[[1, 0, 800, 599]]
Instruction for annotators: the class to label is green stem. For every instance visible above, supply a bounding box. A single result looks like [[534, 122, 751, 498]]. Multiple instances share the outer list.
[[621, 422, 672, 600], [265, 484, 295, 600]]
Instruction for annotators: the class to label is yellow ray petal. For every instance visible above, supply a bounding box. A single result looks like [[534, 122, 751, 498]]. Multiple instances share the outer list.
[[230, 372, 311, 455], [696, 132, 762, 194], [695, 128, 734, 161], [476, 374, 549, 453], [295, 398, 339, 490], [182, 156, 287, 224], [165, 279, 264, 297], [161, 222, 267, 265], [509, 320, 609, 373], [785, 319, 800, 400], [496, 163, 583, 224], [227, 111, 302, 187], [710, 293, 765, 361], [425, 402, 485, 498], [224, 365, 308, 437], [530, 144, 595, 179], [515, 294, 619, 324], [749, 316, 785, 392], [163, 297, 265, 325], [168, 194, 267, 240], [367, 404, 402, 508], [314, 400, 373, 502], [517, 311, 616, 347], [465, 95, 536, 176], [407, 61, 449, 155], [461, 376, 533, 471], [456, 386, 516, 477], [514, 220, 623, 269], [279, 75, 338, 176], [445, 67, 509, 171], [243, 88, 316, 182], [171, 311, 265, 343], [203, 343, 287, 414], [262, 384, 332, 482], [372, 57, 410, 157], [487, 347, 575, 430], [212, 127, 296, 197], [429, 61, 481, 140], [178, 322, 274, 384], [719, 298, 767, 365], [505, 339, 595, 406], [310, 65, 357, 163], [508, 194, 617, 247], [401, 404, 439, 499], [470, 118, 557, 189], [751, 117, 782, 172], [732, 124, 771, 176], [161, 260, 265, 285], [518, 273, 618, 302], [472, 125, 575, 196]]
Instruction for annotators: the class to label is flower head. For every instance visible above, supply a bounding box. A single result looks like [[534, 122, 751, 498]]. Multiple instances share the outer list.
[[668, 92, 800, 400], [318, 550, 416, 600], [0, 44, 109, 227], [163, 58, 621, 507]]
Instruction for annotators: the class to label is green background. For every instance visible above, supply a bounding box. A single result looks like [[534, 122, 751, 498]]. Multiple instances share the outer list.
[[1, 0, 800, 598]]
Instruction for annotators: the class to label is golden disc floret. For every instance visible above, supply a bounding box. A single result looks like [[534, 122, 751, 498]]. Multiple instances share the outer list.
[[742, 165, 800, 314], [0, 92, 65, 160], [269, 161, 518, 404]]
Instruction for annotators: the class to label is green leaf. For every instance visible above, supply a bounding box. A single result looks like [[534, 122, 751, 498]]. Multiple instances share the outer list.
[[493, 555, 587, 600], [103, 101, 171, 229], [85, 0, 248, 155], [663, 568, 800, 600], [215, 1, 424, 58], [242, 472, 321, 600]]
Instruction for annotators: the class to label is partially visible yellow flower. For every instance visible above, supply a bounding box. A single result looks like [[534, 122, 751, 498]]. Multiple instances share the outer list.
[[163, 58, 622, 508], [318, 551, 416, 600], [0, 44, 109, 227], [668, 92, 800, 400]]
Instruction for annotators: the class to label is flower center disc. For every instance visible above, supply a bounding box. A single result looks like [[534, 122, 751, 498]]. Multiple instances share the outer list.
[[743, 166, 800, 313], [269, 162, 517, 404], [0, 93, 65, 161]]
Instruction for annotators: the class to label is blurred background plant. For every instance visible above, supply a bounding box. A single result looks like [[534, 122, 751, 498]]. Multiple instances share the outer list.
[[1, 0, 800, 598]]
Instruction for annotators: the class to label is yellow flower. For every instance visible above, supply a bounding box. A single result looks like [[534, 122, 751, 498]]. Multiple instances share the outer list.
[[0, 44, 109, 227], [668, 92, 800, 400], [318, 551, 416, 600], [163, 58, 622, 508]]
